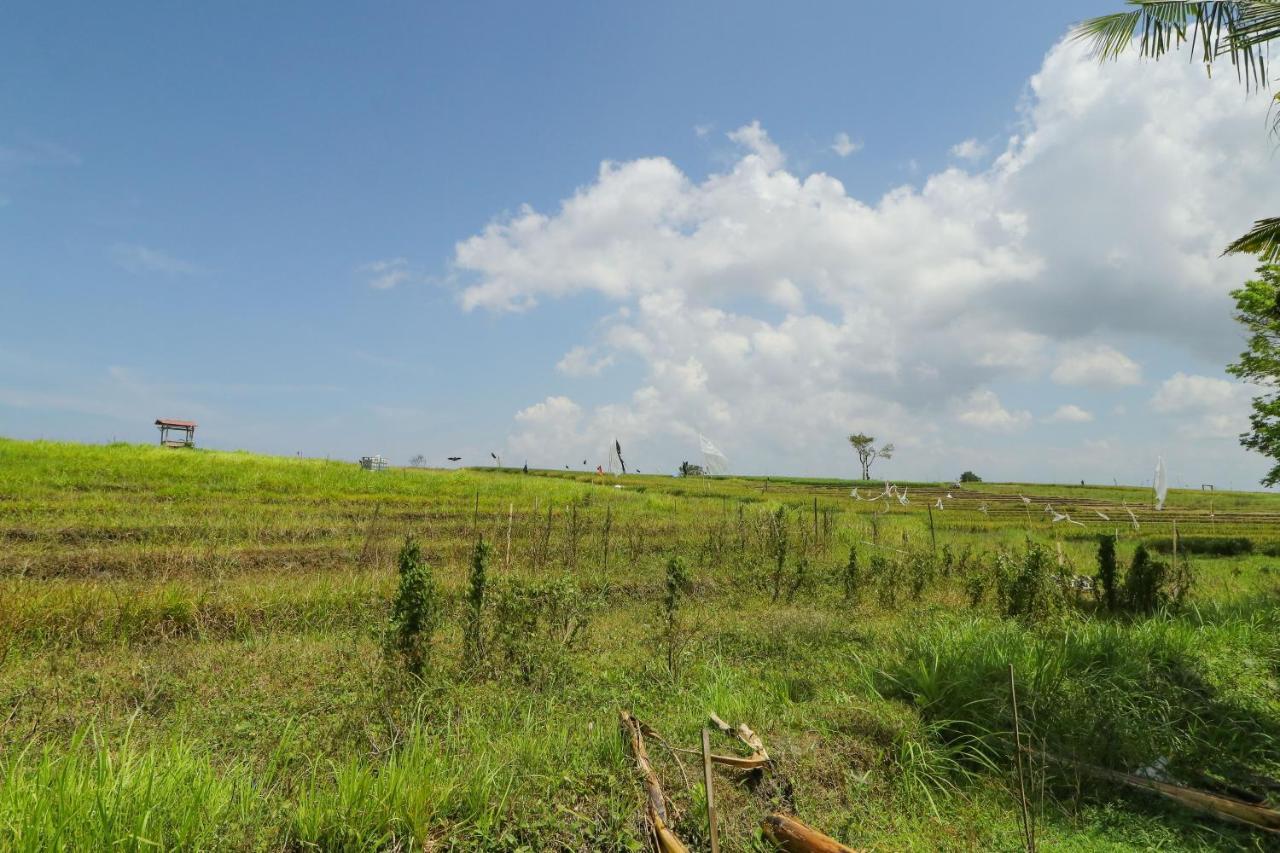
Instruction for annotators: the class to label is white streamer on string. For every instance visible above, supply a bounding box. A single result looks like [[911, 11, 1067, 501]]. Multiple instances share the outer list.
[[699, 434, 729, 476]]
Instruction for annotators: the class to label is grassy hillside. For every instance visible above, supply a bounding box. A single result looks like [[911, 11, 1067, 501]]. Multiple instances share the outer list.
[[1, 438, 1278, 850]]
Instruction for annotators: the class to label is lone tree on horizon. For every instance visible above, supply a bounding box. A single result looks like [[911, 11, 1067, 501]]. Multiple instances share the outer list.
[[848, 433, 894, 480]]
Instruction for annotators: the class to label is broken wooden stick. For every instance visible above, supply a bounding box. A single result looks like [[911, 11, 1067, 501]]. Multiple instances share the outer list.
[[1031, 748, 1280, 835], [707, 711, 771, 769], [701, 728, 719, 853], [761, 813, 861, 853], [619, 710, 690, 853]]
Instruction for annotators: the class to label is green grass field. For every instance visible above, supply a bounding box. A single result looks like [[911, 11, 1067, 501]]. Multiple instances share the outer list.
[[2, 437, 1278, 850]]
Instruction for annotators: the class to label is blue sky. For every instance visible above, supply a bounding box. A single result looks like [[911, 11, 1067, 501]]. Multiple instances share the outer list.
[[3, 2, 1277, 489]]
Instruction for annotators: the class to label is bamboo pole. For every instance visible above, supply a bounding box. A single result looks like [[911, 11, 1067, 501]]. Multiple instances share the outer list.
[[701, 728, 719, 853], [1009, 665, 1035, 852], [926, 504, 937, 556], [504, 502, 513, 572]]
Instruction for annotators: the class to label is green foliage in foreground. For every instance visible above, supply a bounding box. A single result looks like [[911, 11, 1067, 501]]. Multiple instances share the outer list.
[[2, 438, 1279, 850]]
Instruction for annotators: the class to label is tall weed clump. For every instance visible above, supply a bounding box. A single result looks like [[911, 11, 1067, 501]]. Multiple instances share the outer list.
[[871, 553, 897, 609], [787, 555, 813, 602], [883, 610, 1280, 787], [1096, 534, 1119, 612], [491, 577, 591, 687], [661, 555, 692, 680], [841, 545, 861, 603], [1122, 544, 1168, 615], [995, 540, 1066, 625], [464, 537, 491, 672], [387, 538, 441, 677]]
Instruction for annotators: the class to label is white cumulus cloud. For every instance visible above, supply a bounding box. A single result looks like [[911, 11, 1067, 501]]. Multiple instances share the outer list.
[[451, 37, 1279, 483], [956, 389, 1032, 432], [1046, 403, 1094, 423], [358, 258, 412, 290], [832, 132, 861, 158], [1051, 344, 1142, 388], [950, 138, 988, 161], [556, 345, 614, 377]]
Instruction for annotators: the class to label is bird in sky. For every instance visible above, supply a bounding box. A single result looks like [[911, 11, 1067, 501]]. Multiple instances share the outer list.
[[447, 456, 461, 462]]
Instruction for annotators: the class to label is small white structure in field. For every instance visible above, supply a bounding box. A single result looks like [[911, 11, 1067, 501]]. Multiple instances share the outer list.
[[1153, 456, 1168, 510], [359, 454, 388, 472]]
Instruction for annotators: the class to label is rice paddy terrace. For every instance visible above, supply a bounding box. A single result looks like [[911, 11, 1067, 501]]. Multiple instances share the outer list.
[[1, 437, 1278, 850]]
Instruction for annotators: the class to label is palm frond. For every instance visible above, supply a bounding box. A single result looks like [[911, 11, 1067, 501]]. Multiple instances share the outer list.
[[1074, 2, 1280, 91], [1224, 217, 1280, 260]]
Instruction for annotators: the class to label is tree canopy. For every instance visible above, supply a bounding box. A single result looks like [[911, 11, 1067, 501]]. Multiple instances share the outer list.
[[1228, 264, 1280, 485], [848, 433, 894, 481]]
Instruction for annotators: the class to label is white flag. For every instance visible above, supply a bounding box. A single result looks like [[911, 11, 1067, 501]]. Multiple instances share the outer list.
[[699, 434, 729, 475], [1153, 456, 1168, 511]]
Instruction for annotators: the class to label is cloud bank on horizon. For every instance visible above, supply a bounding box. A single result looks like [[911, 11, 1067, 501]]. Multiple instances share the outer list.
[[450, 38, 1276, 486]]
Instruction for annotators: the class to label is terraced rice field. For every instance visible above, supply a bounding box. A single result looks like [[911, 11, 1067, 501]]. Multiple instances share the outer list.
[[1, 437, 1278, 850]]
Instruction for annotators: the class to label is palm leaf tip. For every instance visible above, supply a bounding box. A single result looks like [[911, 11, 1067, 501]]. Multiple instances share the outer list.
[[1224, 217, 1280, 261]]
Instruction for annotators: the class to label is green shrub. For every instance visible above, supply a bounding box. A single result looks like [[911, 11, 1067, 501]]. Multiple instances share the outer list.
[[841, 545, 861, 603], [871, 553, 896, 609], [1148, 536, 1252, 557], [963, 570, 986, 609], [995, 540, 1066, 625], [662, 555, 692, 679], [464, 537, 491, 672], [387, 538, 441, 677], [787, 555, 813, 603], [490, 577, 591, 686], [907, 550, 934, 601], [1122, 544, 1169, 615], [1096, 533, 1119, 612]]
